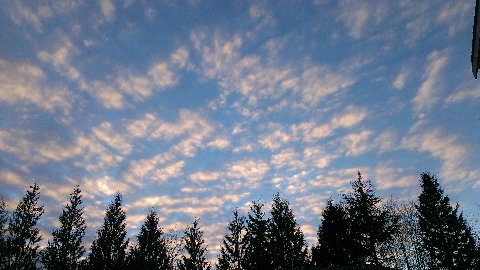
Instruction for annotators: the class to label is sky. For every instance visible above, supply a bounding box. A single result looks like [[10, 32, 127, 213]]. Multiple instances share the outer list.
[[0, 0, 479, 257]]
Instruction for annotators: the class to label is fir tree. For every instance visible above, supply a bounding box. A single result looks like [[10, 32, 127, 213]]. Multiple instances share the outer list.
[[178, 218, 211, 270], [313, 198, 357, 268], [241, 201, 271, 270], [417, 172, 479, 269], [217, 209, 245, 270], [343, 172, 397, 266], [128, 210, 172, 270], [42, 186, 86, 270], [4, 183, 44, 270], [88, 193, 129, 270], [269, 193, 307, 270], [0, 197, 9, 269]]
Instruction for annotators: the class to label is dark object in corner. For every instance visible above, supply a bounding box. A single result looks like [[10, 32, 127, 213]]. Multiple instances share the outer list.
[[472, 0, 480, 78]]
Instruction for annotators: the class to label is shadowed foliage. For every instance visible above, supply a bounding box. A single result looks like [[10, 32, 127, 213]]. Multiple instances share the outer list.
[[88, 193, 129, 270], [42, 186, 86, 270]]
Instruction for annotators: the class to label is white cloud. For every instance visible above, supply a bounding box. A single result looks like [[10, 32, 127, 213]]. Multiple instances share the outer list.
[[393, 70, 407, 90], [402, 128, 474, 181], [258, 130, 290, 150], [152, 161, 185, 182], [92, 121, 132, 155], [82, 175, 130, 197], [373, 164, 416, 190], [445, 83, 480, 104], [303, 146, 336, 169], [9, 2, 53, 32], [0, 171, 25, 187], [100, 0, 115, 21], [270, 148, 304, 170], [206, 138, 230, 149], [170, 46, 190, 68], [0, 59, 73, 119], [340, 130, 372, 156], [413, 50, 448, 116], [337, 0, 370, 39], [148, 62, 177, 89], [189, 171, 222, 182], [227, 159, 269, 184]]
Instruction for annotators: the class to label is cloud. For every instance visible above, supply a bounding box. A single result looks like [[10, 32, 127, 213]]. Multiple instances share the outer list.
[[100, 0, 115, 21], [227, 159, 269, 185], [9, 1, 53, 32], [393, 70, 407, 90], [445, 83, 480, 104], [0, 171, 26, 187], [413, 50, 448, 116], [336, 0, 387, 39], [92, 122, 132, 155], [82, 175, 131, 198], [189, 171, 222, 182], [303, 146, 336, 169], [0, 59, 73, 119], [152, 161, 185, 182], [206, 138, 230, 149], [123, 153, 175, 185], [373, 164, 416, 190], [340, 130, 372, 156], [148, 62, 177, 88], [258, 129, 290, 150], [402, 127, 474, 181], [270, 148, 304, 170]]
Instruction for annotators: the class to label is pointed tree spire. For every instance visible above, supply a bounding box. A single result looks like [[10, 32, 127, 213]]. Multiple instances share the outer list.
[[269, 193, 307, 270], [88, 193, 129, 270], [42, 186, 86, 270], [417, 172, 480, 269], [5, 183, 44, 270], [128, 210, 173, 270], [313, 198, 356, 268], [242, 201, 271, 270], [0, 196, 9, 269], [178, 218, 211, 270], [217, 209, 245, 270], [343, 172, 397, 266]]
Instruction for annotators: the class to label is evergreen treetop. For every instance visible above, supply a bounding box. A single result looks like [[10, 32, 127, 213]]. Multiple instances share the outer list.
[[42, 186, 86, 270], [5, 183, 44, 270], [217, 209, 245, 270], [88, 193, 129, 270], [179, 218, 211, 270]]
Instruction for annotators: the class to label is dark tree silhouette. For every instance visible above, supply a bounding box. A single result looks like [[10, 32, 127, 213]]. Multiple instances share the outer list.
[[242, 201, 271, 270], [417, 172, 479, 269], [0, 197, 9, 269], [343, 172, 397, 266], [128, 210, 173, 270], [178, 218, 211, 270], [269, 193, 307, 270], [217, 209, 245, 270], [88, 193, 129, 270], [313, 198, 357, 268], [42, 186, 86, 270], [4, 183, 44, 270]]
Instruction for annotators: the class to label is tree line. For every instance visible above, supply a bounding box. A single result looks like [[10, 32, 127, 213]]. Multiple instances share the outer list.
[[0, 172, 479, 270]]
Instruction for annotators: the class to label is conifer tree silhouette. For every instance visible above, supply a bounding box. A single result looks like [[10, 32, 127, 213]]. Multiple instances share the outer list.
[[242, 201, 271, 270], [417, 172, 479, 269], [88, 193, 129, 270], [217, 209, 245, 270], [42, 186, 86, 270], [178, 218, 211, 270], [313, 198, 356, 268], [4, 183, 44, 270], [343, 172, 397, 266], [128, 210, 173, 270], [0, 197, 9, 269], [269, 193, 307, 270]]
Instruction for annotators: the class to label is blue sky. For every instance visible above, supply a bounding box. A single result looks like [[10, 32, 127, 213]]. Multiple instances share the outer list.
[[1, 0, 479, 256]]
